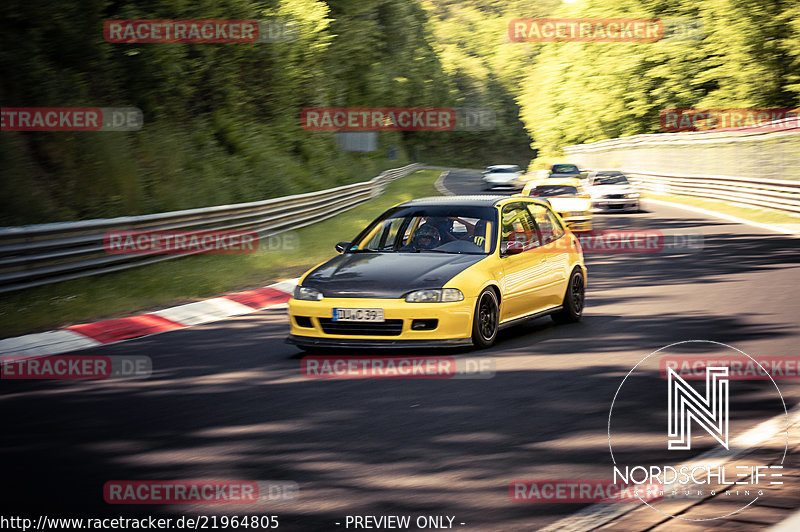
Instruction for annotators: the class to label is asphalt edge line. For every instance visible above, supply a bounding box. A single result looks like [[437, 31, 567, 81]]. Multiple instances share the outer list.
[[435, 170, 454, 196], [645, 198, 800, 237]]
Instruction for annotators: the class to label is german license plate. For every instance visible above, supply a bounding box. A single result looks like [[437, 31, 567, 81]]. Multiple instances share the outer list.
[[332, 308, 384, 322]]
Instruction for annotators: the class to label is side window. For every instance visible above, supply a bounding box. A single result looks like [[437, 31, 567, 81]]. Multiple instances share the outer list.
[[501, 203, 541, 249], [528, 204, 565, 244], [401, 217, 422, 246], [546, 209, 566, 241], [363, 217, 405, 250]]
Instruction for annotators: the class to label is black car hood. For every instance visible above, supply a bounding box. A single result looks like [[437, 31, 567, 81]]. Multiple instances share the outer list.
[[302, 252, 486, 298]]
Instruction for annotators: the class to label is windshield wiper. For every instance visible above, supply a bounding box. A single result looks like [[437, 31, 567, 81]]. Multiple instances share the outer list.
[[418, 249, 463, 254]]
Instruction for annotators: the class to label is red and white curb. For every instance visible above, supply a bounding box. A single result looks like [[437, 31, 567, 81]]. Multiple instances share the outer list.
[[0, 279, 299, 356]]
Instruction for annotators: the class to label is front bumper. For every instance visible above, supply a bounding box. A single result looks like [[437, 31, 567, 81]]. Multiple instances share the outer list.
[[286, 335, 473, 349], [591, 199, 639, 212], [287, 296, 475, 347]]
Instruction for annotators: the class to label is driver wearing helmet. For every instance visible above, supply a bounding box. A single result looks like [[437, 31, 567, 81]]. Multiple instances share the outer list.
[[410, 223, 441, 250]]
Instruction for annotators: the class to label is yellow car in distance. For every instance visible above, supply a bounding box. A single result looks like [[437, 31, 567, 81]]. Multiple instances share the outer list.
[[520, 178, 593, 232], [287, 196, 587, 350]]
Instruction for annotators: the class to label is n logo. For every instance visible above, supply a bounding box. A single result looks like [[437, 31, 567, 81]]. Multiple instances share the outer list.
[[667, 366, 729, 450]]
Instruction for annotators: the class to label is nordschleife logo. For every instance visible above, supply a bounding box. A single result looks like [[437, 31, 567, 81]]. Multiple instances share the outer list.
[[608, 340, 788, 521], [667, 366, 729, 450]]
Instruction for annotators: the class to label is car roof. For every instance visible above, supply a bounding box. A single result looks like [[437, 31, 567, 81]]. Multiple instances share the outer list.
[[398, 195, 549, 208], [486, 165, 520, 170], [589, 169, 625, 174]]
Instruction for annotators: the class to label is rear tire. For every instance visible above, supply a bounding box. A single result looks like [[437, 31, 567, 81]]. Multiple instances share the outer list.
[[472, 289, 499, 348], [552, 268, 585, 324]]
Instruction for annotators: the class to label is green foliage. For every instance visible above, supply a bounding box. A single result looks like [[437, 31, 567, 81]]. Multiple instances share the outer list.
[[0, 0, 423, 224], [517, 0, 800, 169], [419, 0, 558, 166], [5, 0, 792, 222]]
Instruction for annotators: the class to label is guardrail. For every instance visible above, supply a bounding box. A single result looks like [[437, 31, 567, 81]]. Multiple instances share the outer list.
[[0, 163, 424, 294], [623, 172, 800, 214], [563, 118, 800, 213]]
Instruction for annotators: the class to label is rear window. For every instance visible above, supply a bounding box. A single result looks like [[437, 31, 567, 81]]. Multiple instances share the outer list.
[[592, 174, 629, 185], [488, 166, 520, 173], [552, 164, 579, 174], [530, 185, 579, 197]]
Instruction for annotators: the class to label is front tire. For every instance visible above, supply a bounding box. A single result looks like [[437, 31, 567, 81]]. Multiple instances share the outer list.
[[552, 268, 585, 324], [472, 288, 499, 348]]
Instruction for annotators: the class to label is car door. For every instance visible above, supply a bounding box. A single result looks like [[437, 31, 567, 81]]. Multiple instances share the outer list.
[[527, 202, 571, 307], [498, 202, 553, 322]]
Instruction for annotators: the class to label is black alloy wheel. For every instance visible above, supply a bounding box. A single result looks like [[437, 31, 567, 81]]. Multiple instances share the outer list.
[[472, 288, 499, 348]]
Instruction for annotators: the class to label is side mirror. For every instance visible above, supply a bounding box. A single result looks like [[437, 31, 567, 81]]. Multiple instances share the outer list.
[[335, 241, 352, 253], [500, 241, 524, 256]]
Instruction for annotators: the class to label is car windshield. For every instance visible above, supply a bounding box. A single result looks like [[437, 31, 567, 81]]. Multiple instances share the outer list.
[[488, 167, 519, 173], [552, 164, 579, 173], [593, 174, 629, 185], [349, 205, 498, 254], [531, 185, 579, 197]]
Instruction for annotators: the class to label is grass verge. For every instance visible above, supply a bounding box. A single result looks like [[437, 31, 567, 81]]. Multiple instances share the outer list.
[[642, 192, 800, 226], [0, 169, 442, 339]]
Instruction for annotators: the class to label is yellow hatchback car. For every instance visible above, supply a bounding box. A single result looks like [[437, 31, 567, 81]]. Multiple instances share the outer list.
[[287, 196, 587, 350], [521, 178, 593, 232]]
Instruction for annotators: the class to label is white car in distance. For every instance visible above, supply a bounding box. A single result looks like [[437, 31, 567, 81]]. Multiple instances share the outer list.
[[586, 170, 641, 212], [482, 165, 525, 191]]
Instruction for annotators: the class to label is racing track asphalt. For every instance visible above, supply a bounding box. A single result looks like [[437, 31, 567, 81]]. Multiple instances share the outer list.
[[2, 170, 800, 530]]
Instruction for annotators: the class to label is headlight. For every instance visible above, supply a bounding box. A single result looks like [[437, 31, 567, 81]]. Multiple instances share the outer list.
[[294, 286, 323, 301], [624, 193, 640, 198], [404, 288, 464, 303]]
